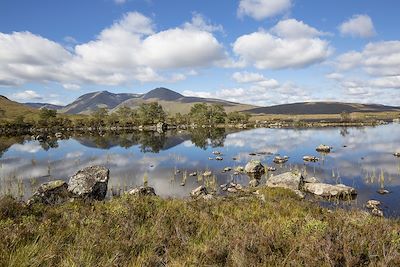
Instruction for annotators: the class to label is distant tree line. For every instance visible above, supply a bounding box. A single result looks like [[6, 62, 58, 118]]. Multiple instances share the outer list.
[[0, 102, 250, 131]]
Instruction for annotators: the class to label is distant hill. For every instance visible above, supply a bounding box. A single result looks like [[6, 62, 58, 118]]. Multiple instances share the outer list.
[[248, 102, 400, 115], [0, 95, 38, 121], [56, 88, 255, 115], [59, 91, 141, 114], [113, 87, 256, 115], [24, 103, 64, 110]]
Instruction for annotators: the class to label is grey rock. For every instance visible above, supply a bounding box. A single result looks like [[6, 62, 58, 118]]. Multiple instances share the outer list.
[[249, 179, 260, 188], [273, 156, 289, 164], [128, 186, 156, 196], [244, 160, 265, 177], [266, 172, 303, 192], [28, 180, 70, 205], [316, 144, 331, 153], [303, 183, 357, 198], [303, 176, 319, 183], [366, 199, 381, 209], [303, 156, 319, 162], [191, 185, 208, 198], [68, 165, 109, 200]]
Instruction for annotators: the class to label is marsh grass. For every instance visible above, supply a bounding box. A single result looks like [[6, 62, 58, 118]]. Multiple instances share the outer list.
[[0, 187, 399, 266]]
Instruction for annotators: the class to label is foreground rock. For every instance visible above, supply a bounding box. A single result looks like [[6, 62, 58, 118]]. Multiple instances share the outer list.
[[190, 185, 213, 200], [68, 165, 110, 201], [28, 180, 70, 205], [266, 172, 304, 197], [245, 160, 265, 178], [316, 144, 331, 153], [128, 186, 156, 196], [220, 182, 244, 193], [303, 183, 357, 198]]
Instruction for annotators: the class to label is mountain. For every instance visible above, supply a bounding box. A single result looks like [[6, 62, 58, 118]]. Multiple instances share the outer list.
[[247, 102, 400, 115], [113, 87, 256, 114], [0, 95, 38, 120], [24, 103, 64, 110], [60, 91, 141, 114]]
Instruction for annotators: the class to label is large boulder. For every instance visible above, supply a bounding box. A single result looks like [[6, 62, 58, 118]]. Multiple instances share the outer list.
[[303, 183, 357, 198], [27, 180, 70, 205], [68, 165, 109, 200], [128, 186, 156, 196], [244, 160, 265, 178], [266, 172, 303, 190], [266, 172, 304, 197]]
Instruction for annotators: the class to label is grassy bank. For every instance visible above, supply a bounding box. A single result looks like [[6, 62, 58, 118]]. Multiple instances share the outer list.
[[1, 188, 399, 266]]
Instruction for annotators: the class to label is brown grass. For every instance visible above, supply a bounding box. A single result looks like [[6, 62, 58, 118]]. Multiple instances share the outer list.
[[0, 187, 399, 266]]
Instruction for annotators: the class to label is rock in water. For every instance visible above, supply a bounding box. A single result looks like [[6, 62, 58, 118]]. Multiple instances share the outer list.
[[128, 186, 156, 196], [266, 172, 303, 196], [303, 183, 357, 198], [68, 165, 109, 200], [28, 180, 70, 205], [245, 160, 265, 178], [316, 144, 331, 153]]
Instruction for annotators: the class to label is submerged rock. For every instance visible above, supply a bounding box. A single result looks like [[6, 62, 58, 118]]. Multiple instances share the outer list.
[[316, 144, 331, 153], [28, 180, 70, 205], [128, 186, 156, 196], [245, 160, 265, 177], [377, 188, 390, 195], [68, 165, 109, 201], [303, 183, 357, 198]]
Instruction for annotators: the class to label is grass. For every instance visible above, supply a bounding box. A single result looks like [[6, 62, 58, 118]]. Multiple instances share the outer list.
[[0, 187, 399, 266], [0, 96, 39, 121]]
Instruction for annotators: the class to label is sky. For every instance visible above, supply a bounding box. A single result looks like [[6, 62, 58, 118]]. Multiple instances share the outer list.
[[0, 0, 400, 107]]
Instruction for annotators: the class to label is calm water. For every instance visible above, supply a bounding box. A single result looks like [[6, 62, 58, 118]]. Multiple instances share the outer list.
[[1, 124, 400, 216]]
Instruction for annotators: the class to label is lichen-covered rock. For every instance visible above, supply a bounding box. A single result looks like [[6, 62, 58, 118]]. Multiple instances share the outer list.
[[266, 172, 303, 192], [303, 183, 357, 198], [191, 185, 208, 198], [28, 180, 70, 205], [249, 179, 260, 188], [68, 165, 109, 200], [245, 160, 265, 178], [128, 186, 156, 196]]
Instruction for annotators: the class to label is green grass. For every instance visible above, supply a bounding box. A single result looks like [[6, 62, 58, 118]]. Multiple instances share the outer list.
[[0, 96, 39, 121], [1, 187, 399, 266]]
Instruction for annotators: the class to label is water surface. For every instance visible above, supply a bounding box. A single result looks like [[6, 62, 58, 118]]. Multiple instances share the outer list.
[[1, 125, 400, 216]]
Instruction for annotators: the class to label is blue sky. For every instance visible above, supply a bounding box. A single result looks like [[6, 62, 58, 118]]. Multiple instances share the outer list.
[[0, 0, 400, 106]]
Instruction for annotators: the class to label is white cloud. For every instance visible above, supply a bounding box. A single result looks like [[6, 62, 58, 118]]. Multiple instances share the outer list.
[[335, 41, 400, 76], [233, 19, 333, 69], [238, 0, 292, 20], [62, 83, 81, 90], [12, 90, 41, 101], [184, 76, 310, 106], [114, 0, 127, 4], [232, 71, 279, 88], [0, 12, 227, 87], [271, 19, 327, 39], [339, 14, 376, 38], [183, 13, 224, 33]]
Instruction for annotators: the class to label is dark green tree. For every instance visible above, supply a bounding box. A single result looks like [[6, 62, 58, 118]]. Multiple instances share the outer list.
[[137, 102, 166, 125]]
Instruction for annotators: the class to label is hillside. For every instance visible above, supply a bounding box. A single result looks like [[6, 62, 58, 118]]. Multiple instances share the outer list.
[[59, 91, 140, 114], [248, 102, 400, 115], [0, 95, 38, 121], [114, 88, 256, 114], [24, 103, 64, 110]]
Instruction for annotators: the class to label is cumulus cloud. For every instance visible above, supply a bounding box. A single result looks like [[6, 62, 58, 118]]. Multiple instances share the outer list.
[[339, 14, 376, 38], [238, 0, 292, 20], [12, 90, 42, 101], [184, 74, 310, 106], [0, 12, 227, 87], [233, 19, 333, 69], [335, 41, 400, 77]]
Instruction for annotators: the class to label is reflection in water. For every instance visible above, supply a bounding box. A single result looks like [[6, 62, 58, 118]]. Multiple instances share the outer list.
[[1, 124, 400, 216]]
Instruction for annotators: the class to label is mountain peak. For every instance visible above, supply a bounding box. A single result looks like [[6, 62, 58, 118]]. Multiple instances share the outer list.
[[143, 87, 183, 101]]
